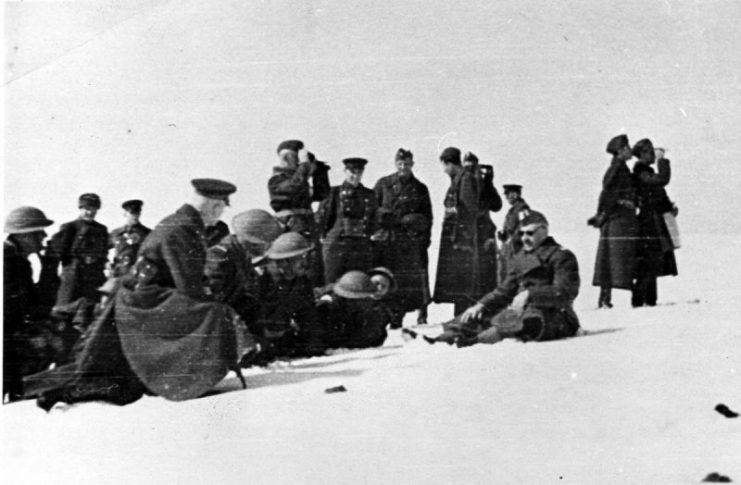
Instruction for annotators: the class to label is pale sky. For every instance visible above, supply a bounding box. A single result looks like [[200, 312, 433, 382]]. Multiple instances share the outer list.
[[4, 0, 741, 238]]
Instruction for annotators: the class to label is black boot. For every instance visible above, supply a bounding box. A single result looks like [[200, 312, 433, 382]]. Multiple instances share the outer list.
[[598, 286, 613, 309], [417, 306, 428, 325]]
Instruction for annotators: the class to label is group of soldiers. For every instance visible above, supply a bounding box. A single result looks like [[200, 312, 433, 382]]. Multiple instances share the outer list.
[[5, 138, 589, 407], [589, 135, 679, 309]]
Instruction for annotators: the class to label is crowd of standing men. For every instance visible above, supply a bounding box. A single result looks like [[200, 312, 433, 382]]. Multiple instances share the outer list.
[[3, 135, 676, 407]]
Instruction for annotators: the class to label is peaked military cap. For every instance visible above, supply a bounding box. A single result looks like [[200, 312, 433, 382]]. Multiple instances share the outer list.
[[191, 178, 237, 205], [439, 146, 461, 165], [276, 139, 304, 154], [632, 138, 654, 157], [121, 199, 143, 213], [503, 184, 523, 193], [395, 148, 413, 161], [606, 134, 630, 155], [519, 210, 548, 227], [78, 193, 101, 209], [342, 157, 368, 169]]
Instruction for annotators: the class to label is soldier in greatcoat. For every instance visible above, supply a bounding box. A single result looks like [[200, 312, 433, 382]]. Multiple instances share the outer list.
[[3, 207, 55, 401], [433, 147, 498, 315], [631, 139, 678, 307], [372, 148, 433, 325], [109, 199, 151, 277], [36, 179, 255, 409], [317, 157, 378, 284], [47, 193, 109, 306], [588, 134, 639, 308], [429, 211, 580, 347], [497, 184, 530, 285], [268, 139, 331, 286]]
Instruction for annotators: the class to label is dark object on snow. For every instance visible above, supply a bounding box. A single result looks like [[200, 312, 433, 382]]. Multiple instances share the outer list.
[[715, 404, 739, 418], [401, 328, 417, 339], [702, 472, 732, 482], [325, 385, 347, 394]]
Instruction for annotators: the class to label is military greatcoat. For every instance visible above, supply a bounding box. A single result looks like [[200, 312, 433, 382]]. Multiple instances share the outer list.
[[592, 158, 639, 290], [47, 218, 109, 305], [441, 236, 581, 343], [372, 172, 433, 312], [433, 169, 497, 311], [633, 158, 678, 278], [109, 222, 151, 277], [317, 182, 378, 283]]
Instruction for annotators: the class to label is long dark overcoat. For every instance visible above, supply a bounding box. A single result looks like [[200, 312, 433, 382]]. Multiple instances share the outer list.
[[372, 172, 433, 312], [433, 169, 497, 306], [633, 159, 678, 277], [317, 182, 378, 283], [592, 158, 639, 290]]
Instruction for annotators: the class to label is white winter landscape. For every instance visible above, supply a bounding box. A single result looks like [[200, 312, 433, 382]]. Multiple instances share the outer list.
[[3, 1, 740, 484]]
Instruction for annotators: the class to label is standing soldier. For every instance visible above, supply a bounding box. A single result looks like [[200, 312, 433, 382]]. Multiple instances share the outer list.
[[433, 147, 497, 316], [47, 193, 109, 306], [4, 206, 55, 401], [630, 139, 678, 307], [109, 199, 151, 277], [372, 148, 433, 325], [317, 157, 378, 284], [268, 139, 331, 286], [588, 134, 639, 308], [497, 184, 530, 284]]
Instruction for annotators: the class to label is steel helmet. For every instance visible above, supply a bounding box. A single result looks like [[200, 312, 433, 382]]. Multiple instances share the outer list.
[[4, 206, 54, 234], [232, 209, 283, 244], [368, 266, 398, 292], [265, 232, 313, 260], [334, 270, 377, 299]]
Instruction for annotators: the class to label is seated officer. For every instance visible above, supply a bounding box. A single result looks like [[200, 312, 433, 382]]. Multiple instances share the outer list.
[[320, 270, 391, 349], [429, 210, 581, 347]]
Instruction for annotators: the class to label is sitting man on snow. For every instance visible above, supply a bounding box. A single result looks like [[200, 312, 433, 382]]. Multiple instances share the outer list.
[[429, 210, 581, 347]]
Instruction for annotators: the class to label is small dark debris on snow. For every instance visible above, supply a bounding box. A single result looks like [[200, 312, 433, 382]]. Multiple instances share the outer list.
[[401, 328, 417, 339], [715, 404, 739, 418], [702, 472, 732, 482], [325, 385, 346, 394]]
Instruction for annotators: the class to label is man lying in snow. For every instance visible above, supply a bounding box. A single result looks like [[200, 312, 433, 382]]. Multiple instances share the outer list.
[[427, 210, 581, 347]]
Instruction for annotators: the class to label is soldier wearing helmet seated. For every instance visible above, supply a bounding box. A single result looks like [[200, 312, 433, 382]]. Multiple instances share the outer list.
[[204, 209, 283, 325], [249, 232, 327, 360], [318, 270, 393, 349]]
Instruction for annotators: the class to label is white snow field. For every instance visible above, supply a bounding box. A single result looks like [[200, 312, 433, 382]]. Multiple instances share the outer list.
[[2, 234, 739, 484]]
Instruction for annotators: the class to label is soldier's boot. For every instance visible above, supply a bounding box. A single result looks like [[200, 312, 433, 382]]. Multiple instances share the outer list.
[[598, 286, 613, 309], [417, 306, 428, 325]]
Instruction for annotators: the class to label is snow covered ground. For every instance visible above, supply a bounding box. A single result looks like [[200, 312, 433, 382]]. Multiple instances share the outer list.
[[2, 234, 739, 484]]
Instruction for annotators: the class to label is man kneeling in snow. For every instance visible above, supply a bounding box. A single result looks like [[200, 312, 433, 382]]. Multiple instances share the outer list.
[[430, 210, 581, 347]]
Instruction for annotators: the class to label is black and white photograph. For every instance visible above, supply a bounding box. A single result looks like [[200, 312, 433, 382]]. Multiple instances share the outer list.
[[3, 1, 740, 483]]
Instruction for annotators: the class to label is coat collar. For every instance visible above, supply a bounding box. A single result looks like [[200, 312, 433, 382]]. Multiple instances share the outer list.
[[175, 204, 206, 231]]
